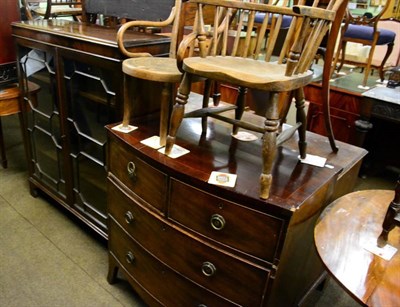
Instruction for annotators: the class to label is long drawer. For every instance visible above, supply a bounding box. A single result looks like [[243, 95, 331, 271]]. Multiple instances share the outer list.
[[108, 181, 271, 306], [169, 179, 284, 262], [109, 220, 237, 307], [108, 137, 168, 212]]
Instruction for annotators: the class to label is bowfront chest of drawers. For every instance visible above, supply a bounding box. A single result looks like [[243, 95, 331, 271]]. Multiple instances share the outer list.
[[106, 113, 366, 306]]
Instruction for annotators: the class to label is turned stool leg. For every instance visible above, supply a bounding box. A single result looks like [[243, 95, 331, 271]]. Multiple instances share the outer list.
[[165, 73, 192, 155], [159, 83, 173, 147]]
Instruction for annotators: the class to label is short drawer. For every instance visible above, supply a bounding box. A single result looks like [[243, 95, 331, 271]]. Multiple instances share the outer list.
[[169, 179, 284, 263], [108, 184, 270, 306], [109, 220, 238, 307], [108, 137, 167, 212]]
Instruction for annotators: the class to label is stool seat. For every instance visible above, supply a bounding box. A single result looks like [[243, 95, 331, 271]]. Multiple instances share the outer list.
[[122, 57, 182, 83]]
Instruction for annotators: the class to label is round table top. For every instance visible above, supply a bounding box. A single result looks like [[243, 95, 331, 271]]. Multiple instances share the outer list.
[[315, 190, 400, 306], [0, 82, 40, 116]]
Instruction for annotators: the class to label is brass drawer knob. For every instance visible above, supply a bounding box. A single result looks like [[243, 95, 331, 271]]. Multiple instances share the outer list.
[[210, 214, 225, 231], [127, 161, 136, 179], [201, 261, 216, 277], [125, 251, 135, 264], [124, 211, 134, 224]]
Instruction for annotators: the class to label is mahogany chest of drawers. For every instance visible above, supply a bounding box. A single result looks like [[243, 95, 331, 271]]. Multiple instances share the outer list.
[[106, 110, 366, 306]]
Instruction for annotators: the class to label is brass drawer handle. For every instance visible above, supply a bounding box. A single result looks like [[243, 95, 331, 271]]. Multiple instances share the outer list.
[[124, 211, 134, 224], [125, 251, 135, 264], [127, 161, 136, 180], [201, 261, 216, 277], [210, 214, 225, 231]]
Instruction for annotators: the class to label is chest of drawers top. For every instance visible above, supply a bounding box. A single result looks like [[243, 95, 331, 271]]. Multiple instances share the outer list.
[[106, 113, 361, 216]]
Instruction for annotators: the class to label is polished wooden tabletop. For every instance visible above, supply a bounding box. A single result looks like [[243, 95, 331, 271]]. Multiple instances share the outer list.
[[315, 190, 400, 306]]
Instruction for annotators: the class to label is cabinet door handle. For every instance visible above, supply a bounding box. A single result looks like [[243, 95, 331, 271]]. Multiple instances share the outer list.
[[125, 251, 135, 264], [127, 161, 136, 180], [124, 211, 134, 224], [210, 214, 225, 230], [201, 261, 216, 277]]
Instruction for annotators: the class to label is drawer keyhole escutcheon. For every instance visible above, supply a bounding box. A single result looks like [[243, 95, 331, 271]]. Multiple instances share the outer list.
[[127, 161, 136, 179], [210, 214, 225, 230], [201, 261, 216, 277], [125, 211, 134, 224], [125, 251, 135, 264]]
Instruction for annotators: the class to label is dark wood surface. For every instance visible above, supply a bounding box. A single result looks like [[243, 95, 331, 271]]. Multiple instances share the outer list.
[[109, 95, 367, 213], [106, 93, 367, 306], [0, 0, 19, 64], [315, 189, 400, 306], [12, 20, 172, 239], [12, 20, 171, 59], [306, 72, 400, 176], [305, 78, 364, 145]]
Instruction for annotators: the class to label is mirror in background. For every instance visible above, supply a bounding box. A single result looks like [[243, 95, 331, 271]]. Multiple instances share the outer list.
[[348, 0, 387, 17]]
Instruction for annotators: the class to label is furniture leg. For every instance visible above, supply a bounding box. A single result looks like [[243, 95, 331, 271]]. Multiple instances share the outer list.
[[121, 75, 139, 128], [336, 40, 347, 73], [212, 81, 221, 106], [107, 254, 119, 284], [362, 33, 379, 87], [0, 117, 7, 168], [260, 92, 280, 200], [159, 82, 172, 147], [233, 86, 247, 135], [165, 72, 192, 155], [379, 42, 394, 82], [378, 179, 400, 247], [294, 88, 307, 159], [202, 79, 212, 133]]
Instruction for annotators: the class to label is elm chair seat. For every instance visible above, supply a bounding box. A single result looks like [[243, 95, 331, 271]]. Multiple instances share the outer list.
[[344, 24, 395, 45]]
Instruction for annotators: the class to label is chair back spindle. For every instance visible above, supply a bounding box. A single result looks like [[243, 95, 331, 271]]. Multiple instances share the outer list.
[[180, 0, 340, 80]]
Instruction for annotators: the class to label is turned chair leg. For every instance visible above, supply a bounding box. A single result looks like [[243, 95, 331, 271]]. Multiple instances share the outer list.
[[362, 40, 378, 87], [336, 40, 347, 74], [294, 88, 307, 159], [165, 73, 193, 155], [260, 92, 280, 200], [233, 86, 247, 135], [201, 79, 213, 134], [379, 42, 394, 82], [377, 179, 400, 247]]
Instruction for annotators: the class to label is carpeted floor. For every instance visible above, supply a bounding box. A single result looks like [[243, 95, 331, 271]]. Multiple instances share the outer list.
[[0, 109, 396, 306]]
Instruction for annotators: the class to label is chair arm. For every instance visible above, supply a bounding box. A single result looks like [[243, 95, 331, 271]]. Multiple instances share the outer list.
[[176, 32, 198, 72], [117, 6, 177, 58]]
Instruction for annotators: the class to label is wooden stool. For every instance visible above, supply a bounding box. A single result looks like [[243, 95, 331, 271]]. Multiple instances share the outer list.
[[0, 82, 40, 168]]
